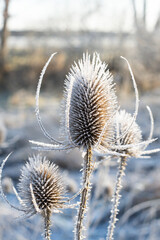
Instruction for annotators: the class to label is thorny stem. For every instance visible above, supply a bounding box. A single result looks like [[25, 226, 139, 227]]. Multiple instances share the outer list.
[[106, 156, 127, 240], [43, 209, 51, 240], [75, 146, 93, 240]]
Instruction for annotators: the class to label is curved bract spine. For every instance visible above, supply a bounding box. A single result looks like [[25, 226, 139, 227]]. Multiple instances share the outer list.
[[35, 53, 63, 145]]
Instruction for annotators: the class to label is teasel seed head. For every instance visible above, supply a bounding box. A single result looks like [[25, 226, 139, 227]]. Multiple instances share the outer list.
[[115, 110, 142, 156], [113, 108, 160, 158], [18, 155, 66, 215], [63, 52, 117, 150], [1, 154, 79, 240]]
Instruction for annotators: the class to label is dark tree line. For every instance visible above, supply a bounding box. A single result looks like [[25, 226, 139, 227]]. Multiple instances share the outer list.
[[0, 0, 10, 81]]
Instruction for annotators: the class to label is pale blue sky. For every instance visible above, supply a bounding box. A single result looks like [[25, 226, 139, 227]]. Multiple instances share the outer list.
[[0, 0, 160, 32]]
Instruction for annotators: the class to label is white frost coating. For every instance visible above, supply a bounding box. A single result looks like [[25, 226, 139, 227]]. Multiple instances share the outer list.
[[65, 75, 77, 146], [106, 157, 127, 240], [30, 183, 41, 213], [113, 109, 160, 158], [142, 105, 154, 151], [0, 153, 25, 212], [29, 140, 73, 150], [118, 56, 139, 142], [35, 53, 63, 144]]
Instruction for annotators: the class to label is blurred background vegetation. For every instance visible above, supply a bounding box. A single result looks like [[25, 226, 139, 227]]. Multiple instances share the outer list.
[[0, 0, 160, 97]]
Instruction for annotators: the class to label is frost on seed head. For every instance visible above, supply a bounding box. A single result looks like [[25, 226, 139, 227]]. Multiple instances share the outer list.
[[62, 52, 117, 149], [113, 109, 160, 158], [18, 155, 66, 215], [115, 110, 142, 156]]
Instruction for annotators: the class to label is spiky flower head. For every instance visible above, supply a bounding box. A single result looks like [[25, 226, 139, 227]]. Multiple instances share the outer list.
[[63, 52, 117, 149], [118, 110, 142, 156], [18, 155, 65, 216], [0, 154, 78, 240], [114, 110, 149, 157]]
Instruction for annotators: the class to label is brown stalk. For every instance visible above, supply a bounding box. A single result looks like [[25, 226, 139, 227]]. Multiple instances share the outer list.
[[43, 209, 51, 240], [106, 156, 127, 240], [75, 146, 93, 240]]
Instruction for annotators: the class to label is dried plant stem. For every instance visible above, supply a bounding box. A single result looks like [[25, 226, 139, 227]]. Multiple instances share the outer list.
[[106, 156, 127, 240], [75, 146, 93, 240], [43, 209, 51, 240]]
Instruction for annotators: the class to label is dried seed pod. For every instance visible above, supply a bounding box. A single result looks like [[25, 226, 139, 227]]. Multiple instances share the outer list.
[[18, 155, 65, 215], [18, 155, 65, 240], [113, 108, 160, 158], [18, 155, 66, 240], [115, 110, 142, 156], [0, 154, 78, 240], [63, 52, 117, 149]]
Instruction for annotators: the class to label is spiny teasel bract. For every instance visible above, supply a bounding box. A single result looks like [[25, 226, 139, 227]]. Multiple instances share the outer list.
[[0, 154, 76, 240]]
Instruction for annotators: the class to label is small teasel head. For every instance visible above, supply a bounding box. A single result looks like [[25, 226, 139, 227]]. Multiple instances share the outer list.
[[113, 107, 160, 158], [18, 155, 66, 239], [18, 155, 65, 214], [115, 110, 142, 156], [63, 52, 117, 150]]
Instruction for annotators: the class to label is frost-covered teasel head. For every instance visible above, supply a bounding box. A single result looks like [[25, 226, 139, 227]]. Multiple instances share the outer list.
[[113, 107, 160, 158], [114, 110, 142, 156], [63, 53, 117, 149], [18, 155, 65, 215], [0, 154, 74, 240], [30, 52, 120, 155]]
